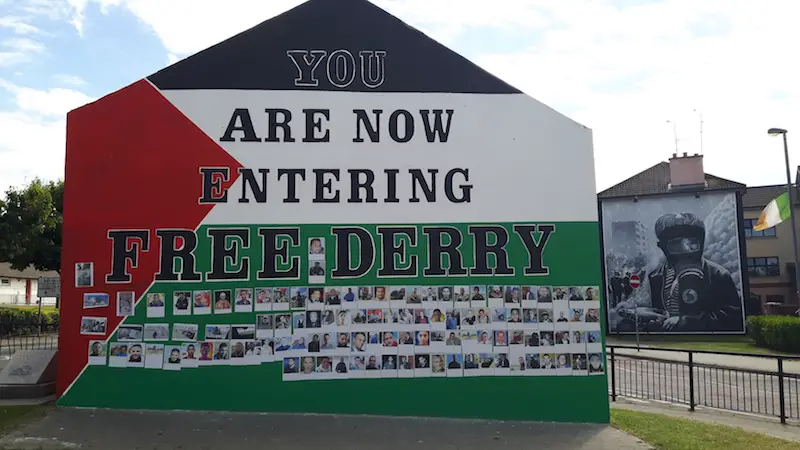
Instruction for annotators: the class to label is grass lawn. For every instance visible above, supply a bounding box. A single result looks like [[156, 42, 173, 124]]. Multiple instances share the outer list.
[[611, 409, 800, 450], [0, 404, 50, 435], [606, 334, 798, 356], [0, 305, 58, 313]]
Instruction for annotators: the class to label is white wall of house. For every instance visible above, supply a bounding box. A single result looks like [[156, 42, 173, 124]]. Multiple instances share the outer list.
[[0, 277, 57, 305]]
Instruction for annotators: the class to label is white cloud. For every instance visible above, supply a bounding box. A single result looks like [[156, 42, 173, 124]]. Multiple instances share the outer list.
[[0, 81, 94, 191], [53, 74, 87, 86], [0, 16, 43, 35], [4, 0, 800, 193], [2, 37, 46, 54]]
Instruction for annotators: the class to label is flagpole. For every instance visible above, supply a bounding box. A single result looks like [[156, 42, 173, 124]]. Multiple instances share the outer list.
[[769, 128, 800, 302]]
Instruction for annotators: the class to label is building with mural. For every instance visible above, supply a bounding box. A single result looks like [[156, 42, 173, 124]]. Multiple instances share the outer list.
[[58, 0, 609, 424], [598, 153, 749, 334]]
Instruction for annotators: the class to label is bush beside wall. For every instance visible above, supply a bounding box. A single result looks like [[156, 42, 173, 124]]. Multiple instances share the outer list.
[[747, 315, 800, 353], [0, 308, 60, 335]]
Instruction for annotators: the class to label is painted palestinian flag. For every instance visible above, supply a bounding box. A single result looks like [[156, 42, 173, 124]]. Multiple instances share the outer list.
[[754, 192, 791, 231], [59, 0, 608, 424]]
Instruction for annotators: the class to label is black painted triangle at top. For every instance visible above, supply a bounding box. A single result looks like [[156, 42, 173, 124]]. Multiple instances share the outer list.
[[147, 0, 521, 94]]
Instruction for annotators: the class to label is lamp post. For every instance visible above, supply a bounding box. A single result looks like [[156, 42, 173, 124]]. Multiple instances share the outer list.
[[768, 128, 800, 302]]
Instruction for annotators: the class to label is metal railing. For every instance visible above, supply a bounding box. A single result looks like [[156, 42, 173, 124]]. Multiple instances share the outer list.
[[608, 345, 800, 424], [0, 317, 60, 357]]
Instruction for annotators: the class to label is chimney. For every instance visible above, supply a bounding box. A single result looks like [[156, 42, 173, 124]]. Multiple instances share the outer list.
[[669, 153, 705, 187]]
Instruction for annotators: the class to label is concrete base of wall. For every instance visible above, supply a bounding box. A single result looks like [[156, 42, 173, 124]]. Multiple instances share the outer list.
[[0, 381, 55, 399]]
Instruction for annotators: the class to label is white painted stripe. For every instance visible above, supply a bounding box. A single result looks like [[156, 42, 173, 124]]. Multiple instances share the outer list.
[[160, 90, 599, 224]]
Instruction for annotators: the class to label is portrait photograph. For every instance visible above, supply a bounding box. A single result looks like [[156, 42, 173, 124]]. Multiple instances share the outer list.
[[334, 356, 349, 375], [116, 291, 135, 317], [171, 290, 191, 316], [293, 311, 306, 329], [234, 288, 253, 313], [446, 353, 463, 377], [521, 286, 538, 307], [117, 324, 142, 341], [309, 237, 325, 256], [254, 287, 274, 311], [453, 286, 470, 304], [536, 286, 553, 303], [340, 286, 357, 304], [283, 357, 300, 378], [381, 354, 398, 375], [324, 287, 342, 307], [80, 316, 107, 335], [214, 289, 233, 314], [525, 331, 540, 347], [273, 287, 291, 310], [302, 287, 321, 308], [197, 341, 214, 364], [421, 286, 438, 304], [193, 290, 212, 315], [88, 340, 106, 365], [306, 310, 322, 329], [127, 343, 144, 367], [164, 346, 182, 371], [211, 341, 231, 363], [83, 293, 109, 309], [75, 262, 93, 288], [309, 260, 326, 283], [182, 343, 199, 369], [146, 293, 166, 318], [351, 331, 367, 352], [414, 353, 431, 378], [469, 285, 486, 306], [256, 314, 274, 338], [388, 286, 406, 302], [437, 286, 454, 304], [430, 353, 446, 377], [274, 314, 292, 334], [572, 353, 588, 373], [109, 342, 128, 367], [487, 285, 504, 307], [504, 286, 522, 305], [291, 287, 308, 310]]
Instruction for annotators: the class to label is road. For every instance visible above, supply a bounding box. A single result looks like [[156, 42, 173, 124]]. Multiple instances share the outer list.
[[608, 349, 800, 420]]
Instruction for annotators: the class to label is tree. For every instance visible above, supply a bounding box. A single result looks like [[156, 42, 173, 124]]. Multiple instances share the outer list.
[[0, 179, 63, 273]]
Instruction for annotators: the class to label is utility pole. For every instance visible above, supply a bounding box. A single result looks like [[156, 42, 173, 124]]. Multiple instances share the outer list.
[[666, 120, 679, 153], [694, 109, 704, 155]]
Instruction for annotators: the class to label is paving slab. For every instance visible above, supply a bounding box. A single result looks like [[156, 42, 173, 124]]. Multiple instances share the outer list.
[[0, 408, 652, 450]]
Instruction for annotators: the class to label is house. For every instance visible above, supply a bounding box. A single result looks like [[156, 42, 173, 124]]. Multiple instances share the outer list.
[[0, 263, 59, 305], [741, 174, 800, 314], [597, 152, 752, 334]]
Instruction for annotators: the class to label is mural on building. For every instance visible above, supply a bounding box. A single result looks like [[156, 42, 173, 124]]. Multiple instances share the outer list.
[[601, 192, 745, 333]]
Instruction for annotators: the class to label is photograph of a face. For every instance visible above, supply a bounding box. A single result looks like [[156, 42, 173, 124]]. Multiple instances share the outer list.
[[83, 293, 109, 309], [88, 340, 106, 365], [193, 290, 212, 315], [173, 291, 192, 315], [116, 291, 134, 317], [214, 290, 233, 313], [146, 293, 166, 318], [127, 343, 144, 367]]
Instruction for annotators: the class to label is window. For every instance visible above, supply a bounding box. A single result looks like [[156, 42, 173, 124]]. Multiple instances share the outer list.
[[747, 257, 780, 277], [0, 279, 9, 286], [744, 218, 776, 237]]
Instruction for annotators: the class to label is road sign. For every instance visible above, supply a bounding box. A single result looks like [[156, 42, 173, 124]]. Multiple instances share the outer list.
[[37, 276, 60, 297], [630, 274, 641, 289]]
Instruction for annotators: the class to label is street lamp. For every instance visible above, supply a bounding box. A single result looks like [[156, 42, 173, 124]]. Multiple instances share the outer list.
[[768, 128, 800, 302]]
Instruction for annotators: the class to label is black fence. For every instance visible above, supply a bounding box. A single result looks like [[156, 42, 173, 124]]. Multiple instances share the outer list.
[[608, 345, 800, 424], [0, 318, 60, 357]]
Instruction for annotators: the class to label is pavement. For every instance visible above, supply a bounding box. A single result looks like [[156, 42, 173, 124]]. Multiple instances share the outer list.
[[0, 408, 652, 450]]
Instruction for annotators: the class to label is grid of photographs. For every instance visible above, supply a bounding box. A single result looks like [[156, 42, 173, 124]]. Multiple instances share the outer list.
[[94, 285, 605, 380]]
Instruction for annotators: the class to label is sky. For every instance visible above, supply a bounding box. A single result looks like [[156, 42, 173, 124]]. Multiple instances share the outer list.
[[0, 0, 798, 194]]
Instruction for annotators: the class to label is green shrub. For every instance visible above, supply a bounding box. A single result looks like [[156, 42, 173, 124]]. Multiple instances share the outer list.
[[0, 308, 60, 335], [747, 315, 800, 353]]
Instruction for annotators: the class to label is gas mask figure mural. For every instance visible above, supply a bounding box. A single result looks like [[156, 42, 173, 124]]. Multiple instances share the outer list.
[[647, 213, 742, 332]]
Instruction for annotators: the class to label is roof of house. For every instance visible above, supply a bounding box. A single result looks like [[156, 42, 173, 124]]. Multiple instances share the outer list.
[[0, 263, 59, 280], [598, 161, 746, 199], [742, 184, 800, 209]]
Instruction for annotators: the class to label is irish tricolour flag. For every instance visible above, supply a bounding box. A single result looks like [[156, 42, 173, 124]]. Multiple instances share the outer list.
[[755, 192, 792, 231]]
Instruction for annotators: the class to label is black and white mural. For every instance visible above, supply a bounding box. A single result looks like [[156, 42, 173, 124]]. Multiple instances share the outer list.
[[601, 192, 745, 333]]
